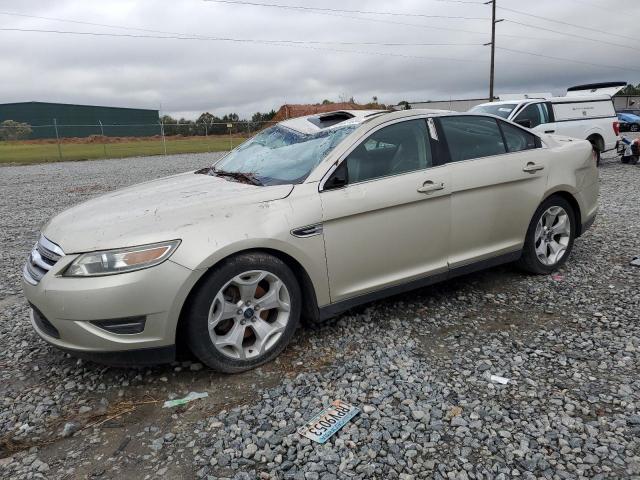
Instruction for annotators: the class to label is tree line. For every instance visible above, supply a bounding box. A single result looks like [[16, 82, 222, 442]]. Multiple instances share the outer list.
[[619, 84, 640, 96], [160, 110, 277, 136], [0, 120, 32, 140]]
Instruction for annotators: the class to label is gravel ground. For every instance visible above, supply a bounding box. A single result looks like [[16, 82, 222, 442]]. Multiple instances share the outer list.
[[0, 148, 639, 480]]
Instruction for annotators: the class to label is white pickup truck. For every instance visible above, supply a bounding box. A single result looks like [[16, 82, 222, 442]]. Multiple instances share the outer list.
[[471, 82, 626, 163]]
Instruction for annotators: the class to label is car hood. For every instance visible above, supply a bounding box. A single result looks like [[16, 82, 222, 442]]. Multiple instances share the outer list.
[[43, 172, 294, 253]]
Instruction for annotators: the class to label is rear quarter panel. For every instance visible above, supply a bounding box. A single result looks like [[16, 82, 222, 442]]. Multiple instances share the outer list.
[[543, 136, 599, 226]]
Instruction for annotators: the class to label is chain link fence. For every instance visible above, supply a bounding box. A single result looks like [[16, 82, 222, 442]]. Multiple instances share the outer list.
[[0, 120, 277, 164]]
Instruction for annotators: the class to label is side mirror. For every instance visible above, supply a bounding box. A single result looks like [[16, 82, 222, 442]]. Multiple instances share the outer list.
[[323, 162, 348, 190], [515, 119, 532, 128]]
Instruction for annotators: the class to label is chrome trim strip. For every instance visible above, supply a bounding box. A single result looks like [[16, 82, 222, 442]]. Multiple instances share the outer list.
[[31, 249, 52, 270], [39, 235, 65, 257], [291, 223, 323, 238], [23, 235, 65, 286], [23, 264, 39, 286]]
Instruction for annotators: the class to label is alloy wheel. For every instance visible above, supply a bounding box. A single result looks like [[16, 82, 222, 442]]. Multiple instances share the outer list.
[[207, 270, 291, 360], [534, 206, 571, 266]]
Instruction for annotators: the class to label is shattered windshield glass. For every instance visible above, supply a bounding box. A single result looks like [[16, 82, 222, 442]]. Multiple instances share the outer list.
[[470, 103, 519, 119], [212, 123, 357, 186]]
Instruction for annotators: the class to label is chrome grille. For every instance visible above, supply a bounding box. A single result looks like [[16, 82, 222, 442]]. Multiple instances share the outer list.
[[23, 235, 64, 285]]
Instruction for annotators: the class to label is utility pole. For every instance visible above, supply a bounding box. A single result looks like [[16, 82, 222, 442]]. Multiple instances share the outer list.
[[484, 0, 503, 102]]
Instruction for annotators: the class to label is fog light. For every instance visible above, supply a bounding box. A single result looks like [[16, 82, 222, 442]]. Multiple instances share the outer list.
[[91, 316, 146, 335]]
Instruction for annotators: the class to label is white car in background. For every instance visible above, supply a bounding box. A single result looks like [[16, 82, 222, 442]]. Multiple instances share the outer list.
[[471, 82, 626, 163]]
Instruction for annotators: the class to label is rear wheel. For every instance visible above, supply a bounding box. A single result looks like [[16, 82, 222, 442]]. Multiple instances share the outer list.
[[185, 253, 301, 373], [517, 196, 576, 274], [631, 124, 639, 132]]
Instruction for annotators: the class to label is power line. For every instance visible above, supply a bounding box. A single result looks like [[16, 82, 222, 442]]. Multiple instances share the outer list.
[[0, 9, 493, 40], [428, 0, 488, 3], [1, 8, 574, 44], [4, 27, 638, 74], [200, 2, 635, 48], [503, 19, 640, 52], [0, 28, 493, 63], [497, 46, 640, 73], [203, 0, 488, 20], [0, 11, 190, 36], [0, 28, 483, 48], [499, 5, 639, 42]]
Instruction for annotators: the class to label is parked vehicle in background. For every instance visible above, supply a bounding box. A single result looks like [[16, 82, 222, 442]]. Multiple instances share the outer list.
[[619, 137, 640, 164], [617, 112, 640, 132], [618, 108, 640, 117], [23, 109, 599, 372], [471, 82, 626, 164]]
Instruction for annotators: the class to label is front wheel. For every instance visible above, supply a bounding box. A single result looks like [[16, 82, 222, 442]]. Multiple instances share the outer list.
[[185, 252, 301, 373], [517, 196, 576, 274]]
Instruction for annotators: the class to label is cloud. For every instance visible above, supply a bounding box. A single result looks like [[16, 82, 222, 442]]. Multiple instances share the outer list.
[[0, 0, 637, 118]]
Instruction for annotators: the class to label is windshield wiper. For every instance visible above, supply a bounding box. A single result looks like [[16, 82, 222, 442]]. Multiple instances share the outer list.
[[211, 168, 263, 186]]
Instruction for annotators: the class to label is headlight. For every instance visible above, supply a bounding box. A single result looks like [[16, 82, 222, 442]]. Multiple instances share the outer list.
[[63, 240, 180, 277]]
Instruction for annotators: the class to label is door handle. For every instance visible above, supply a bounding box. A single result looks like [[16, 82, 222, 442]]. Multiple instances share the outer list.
[[417, 180, 445, 193], [523, 162, 544, 173], [544, 130, 555, 133]]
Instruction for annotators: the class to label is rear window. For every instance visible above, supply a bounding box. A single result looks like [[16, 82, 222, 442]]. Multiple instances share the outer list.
[[470, 103, 518, 119]]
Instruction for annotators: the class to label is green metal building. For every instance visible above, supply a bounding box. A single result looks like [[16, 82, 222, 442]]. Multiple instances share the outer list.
[[0, 101, 160, 139]]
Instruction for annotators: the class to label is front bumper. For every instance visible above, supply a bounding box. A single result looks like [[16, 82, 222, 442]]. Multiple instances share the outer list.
[[22, 256, 199, 364]]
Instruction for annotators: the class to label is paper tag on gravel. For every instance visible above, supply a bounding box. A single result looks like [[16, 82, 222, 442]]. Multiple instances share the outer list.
[[298, 400, 359, 444], [489, 375, 510, 385]]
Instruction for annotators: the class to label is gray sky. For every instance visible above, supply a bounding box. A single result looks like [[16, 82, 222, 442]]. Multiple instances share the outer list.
[[1, 0, 638, 119]]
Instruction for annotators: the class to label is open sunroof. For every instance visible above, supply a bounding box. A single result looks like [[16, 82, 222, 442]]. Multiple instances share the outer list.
[[307, 111, 355, 129]]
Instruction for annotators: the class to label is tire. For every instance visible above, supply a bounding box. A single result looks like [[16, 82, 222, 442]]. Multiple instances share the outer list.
[[185, 252, 301, 373], [517, 195, 576, 274], [631, 124, 639, 132]]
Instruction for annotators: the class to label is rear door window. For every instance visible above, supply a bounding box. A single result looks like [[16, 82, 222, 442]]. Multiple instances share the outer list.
[[438, 116, 506, 162]]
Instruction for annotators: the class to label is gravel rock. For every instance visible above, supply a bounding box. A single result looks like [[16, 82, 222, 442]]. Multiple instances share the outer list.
[[1, 150, 639, 479], [60, 422, 80, 438]]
